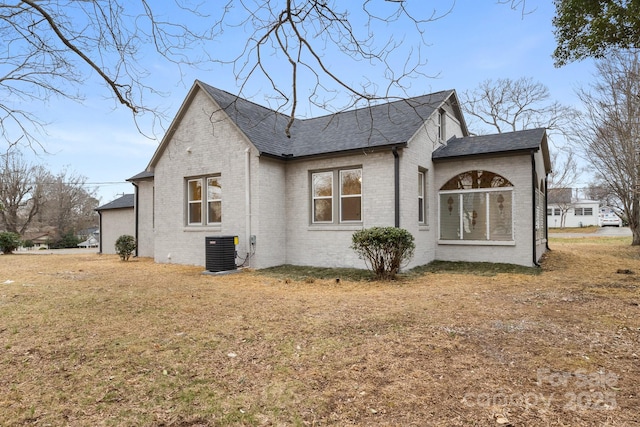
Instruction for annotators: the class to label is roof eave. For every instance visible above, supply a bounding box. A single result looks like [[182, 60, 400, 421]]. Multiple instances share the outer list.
[[260, 142, 408, 161]]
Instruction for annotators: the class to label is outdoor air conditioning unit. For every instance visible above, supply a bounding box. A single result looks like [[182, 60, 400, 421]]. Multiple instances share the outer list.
[[205, 236, 238, 272]]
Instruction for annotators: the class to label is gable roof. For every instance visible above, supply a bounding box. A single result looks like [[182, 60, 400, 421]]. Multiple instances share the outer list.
[[199, 81, 462, 159], [146, 80, 467, 168], [547, 188, 573, 204], [432, 128, 552, 172], [96, 194, 134, 211]]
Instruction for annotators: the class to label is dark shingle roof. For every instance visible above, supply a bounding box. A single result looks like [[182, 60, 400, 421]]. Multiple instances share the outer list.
[[432, 128, 547, 160], [128, 170, 154, 181], [96, 194, 134, 211], [198, 81, 454, 158]]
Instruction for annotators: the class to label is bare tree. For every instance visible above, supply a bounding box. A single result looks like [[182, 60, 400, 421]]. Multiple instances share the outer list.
[[38, 169, 99, 238], [461, 77, 581, 191], [1, 1, 454, 150], [461, 77, 579, 134], [0, 150, 48, 234], [573, 50, 640, 245]]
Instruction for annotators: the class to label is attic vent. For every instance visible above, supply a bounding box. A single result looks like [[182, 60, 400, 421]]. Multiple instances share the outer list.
[[205, 236, 238, 272]]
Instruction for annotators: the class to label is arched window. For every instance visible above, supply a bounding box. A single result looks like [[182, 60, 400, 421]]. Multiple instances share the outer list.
[[439, 170, 513, 242]]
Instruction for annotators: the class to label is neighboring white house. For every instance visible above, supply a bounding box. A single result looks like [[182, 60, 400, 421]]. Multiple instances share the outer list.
[[95, 194, 135, 254], [547, 200, 600, 228], [113, 80, 550, 269]]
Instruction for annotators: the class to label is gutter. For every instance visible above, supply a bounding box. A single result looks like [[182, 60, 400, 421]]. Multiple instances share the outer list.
[[392, 146, 400, 228], [545, 174, 550, 251], [97, 210, 102, 254]]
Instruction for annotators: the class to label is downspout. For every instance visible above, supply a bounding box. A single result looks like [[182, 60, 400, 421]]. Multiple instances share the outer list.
[[545, 174, 550, 251], [245, 147, 252, 267], [392, 146, 400, 228], [132, 182, 139, 258], [531, 152, 540, 267], [97, 210, 102, 254]]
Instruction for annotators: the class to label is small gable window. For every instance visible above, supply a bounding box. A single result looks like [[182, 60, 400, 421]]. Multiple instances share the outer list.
[[439, 170, 513, 242]]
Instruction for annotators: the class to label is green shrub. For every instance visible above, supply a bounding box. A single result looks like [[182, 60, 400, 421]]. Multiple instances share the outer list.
[[0, 232, 22, 254], [351, 227, 415, 280], [115, 235, 137, 261]]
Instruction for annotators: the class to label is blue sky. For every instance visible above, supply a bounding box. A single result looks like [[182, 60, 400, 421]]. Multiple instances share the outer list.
[[23, 1, 596, 203]]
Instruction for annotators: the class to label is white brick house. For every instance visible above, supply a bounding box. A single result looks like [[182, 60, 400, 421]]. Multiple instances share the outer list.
[[122, 80, 550, 269]]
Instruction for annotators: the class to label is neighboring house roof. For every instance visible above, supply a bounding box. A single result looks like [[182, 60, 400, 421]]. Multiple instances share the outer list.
[[96, 194, 135, 211], [432, 127, 551, 172], [145, 80, 468, 169], [547, 188, 573, 204]]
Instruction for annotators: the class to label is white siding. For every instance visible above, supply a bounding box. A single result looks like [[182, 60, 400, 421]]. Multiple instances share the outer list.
[[547, 200, 600, 228]]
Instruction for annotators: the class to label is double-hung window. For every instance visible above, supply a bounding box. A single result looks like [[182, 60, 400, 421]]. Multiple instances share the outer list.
[[187, 179, 203, 224], [312, 168, 362, 224], [187, 175, 222, 225], [418, 170, 427, 224]]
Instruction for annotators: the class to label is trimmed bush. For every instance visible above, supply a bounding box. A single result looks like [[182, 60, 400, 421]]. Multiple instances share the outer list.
[[0, 232, 22, 254], [351, 227, 415, 280], [115, 235, 137, 261]]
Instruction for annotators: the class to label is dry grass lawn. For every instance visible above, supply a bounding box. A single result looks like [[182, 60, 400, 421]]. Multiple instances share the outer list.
[[0, 238, 638, 426]]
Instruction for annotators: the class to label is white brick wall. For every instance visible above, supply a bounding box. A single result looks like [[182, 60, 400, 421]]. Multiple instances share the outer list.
[[136, 86, 545, 270], [100, 208, 135, 255], [136, 180, 154, 258], [433, 154, 539, 267], [152, 90, 258, 267]]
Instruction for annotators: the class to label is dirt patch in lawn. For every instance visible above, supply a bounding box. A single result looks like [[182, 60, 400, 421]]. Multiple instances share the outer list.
[[0, 239, 638, 426]]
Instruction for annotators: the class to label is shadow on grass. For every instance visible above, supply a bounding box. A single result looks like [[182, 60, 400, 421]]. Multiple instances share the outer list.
[[258, 260, 540, 282]]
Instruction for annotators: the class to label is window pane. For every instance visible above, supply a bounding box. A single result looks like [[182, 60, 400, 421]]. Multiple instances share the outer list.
[[313, 172, 332, 197], [189, 202, 202, 224], [188, 180, 202, 201], [341, 196, 361, 221], [489, 192, 513, 240], [440, 193, 460, 239], [341, 169, 362, 195], [207, 177, 221, 200], [462, 192, 487, 240], [314, 199, 332, 222], [340, 169, 362, 222], [418, 172, 425, 223], [208, 200, 221, 223]]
